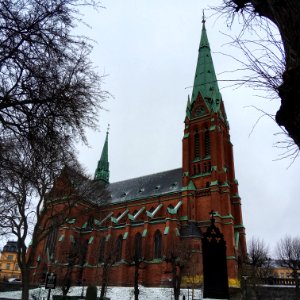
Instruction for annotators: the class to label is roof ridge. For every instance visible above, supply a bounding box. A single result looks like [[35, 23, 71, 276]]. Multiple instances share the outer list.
[[110, 167, 182, 185]]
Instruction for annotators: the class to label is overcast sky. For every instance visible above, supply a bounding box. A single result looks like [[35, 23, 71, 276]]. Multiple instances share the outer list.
[[74, 0, 300, 255]]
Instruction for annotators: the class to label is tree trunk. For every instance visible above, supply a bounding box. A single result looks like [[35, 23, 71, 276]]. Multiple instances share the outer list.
[[295, 272, 300, 300], [233, 0, 300, 148], [21, 267, 30, 300], [100, 264, 109, 300], [134, 261, 140, 300]]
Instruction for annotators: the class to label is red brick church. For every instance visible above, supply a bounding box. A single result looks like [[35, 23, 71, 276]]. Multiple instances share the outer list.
[[29, 17, 246, 290]]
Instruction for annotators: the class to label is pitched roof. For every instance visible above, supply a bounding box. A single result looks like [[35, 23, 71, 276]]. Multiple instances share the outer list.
[[60, 167, 183, 206], [106, 168, 182, 204]]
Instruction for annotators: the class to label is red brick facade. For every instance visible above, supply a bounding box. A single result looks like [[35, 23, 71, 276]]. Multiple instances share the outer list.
[[29, 21, 246, 290]]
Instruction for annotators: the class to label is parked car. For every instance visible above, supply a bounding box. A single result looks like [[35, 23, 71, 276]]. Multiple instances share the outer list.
[[8, 278, 22, 284]]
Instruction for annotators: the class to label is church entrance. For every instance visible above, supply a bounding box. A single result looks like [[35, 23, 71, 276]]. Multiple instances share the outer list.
[[202, 211, 229, 299]]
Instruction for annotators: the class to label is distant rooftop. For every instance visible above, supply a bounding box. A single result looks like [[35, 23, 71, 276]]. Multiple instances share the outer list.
[[3, 241, 18, 253]]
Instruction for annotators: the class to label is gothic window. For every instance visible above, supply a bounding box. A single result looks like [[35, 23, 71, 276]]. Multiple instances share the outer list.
[[204, 163, 207, 173], [115, 235, 123, 262], [98, 237, 106, 263], [197, 164, 201, 174], [208, 162, 211, 171], [79, 239, 88, 266], [154, 230, 162, 259], [87, 216, 94, 229], [134, 233, 142, 260], [44, 220, 58, 261], [193, 165, 196, 175], [204, 129, 210, 156], [194, 132, 200, 158]]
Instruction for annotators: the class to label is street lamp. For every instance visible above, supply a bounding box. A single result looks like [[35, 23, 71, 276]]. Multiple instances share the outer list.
[[242, 276, 249, 300]]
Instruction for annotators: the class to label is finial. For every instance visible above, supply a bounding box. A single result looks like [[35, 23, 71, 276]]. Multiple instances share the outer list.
[[106, 124, 110, 135], [202, 9, 206, 24]]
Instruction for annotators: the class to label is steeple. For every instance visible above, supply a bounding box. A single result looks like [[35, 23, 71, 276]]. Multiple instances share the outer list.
[[191, 12, 222, 113], [94, 126, 110, 183]]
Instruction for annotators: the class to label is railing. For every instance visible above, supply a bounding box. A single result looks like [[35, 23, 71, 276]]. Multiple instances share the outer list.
[[260, 277, 296, 286]]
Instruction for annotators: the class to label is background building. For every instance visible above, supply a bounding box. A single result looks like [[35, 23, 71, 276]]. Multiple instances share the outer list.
[[0, 241, 21, 281]]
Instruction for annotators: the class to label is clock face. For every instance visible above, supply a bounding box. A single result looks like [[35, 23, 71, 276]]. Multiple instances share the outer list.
[[195, 105, 205, 117]]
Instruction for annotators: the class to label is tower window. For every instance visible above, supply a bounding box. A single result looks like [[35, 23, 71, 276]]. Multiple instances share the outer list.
[[194, 132, 200, 158], [204, 129, 210, 156], [193, 165, 196, 175]]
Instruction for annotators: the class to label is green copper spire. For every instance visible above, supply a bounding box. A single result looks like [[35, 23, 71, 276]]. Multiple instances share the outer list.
[[186, 94, 191, 119], [94, 126, 110, 183], [191, 12, 222, 113]]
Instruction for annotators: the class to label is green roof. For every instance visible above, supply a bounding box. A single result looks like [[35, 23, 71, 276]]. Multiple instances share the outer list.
[[191, 18, 222, 113]]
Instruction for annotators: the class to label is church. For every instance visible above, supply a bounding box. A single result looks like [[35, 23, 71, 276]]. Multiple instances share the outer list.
[[29, 17, 247, 292]]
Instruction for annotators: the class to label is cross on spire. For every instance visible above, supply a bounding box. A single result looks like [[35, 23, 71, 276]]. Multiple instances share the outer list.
[[202, 9, 206, 24]]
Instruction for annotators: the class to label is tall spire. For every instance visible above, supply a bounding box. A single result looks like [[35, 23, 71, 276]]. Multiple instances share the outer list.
[[94, 125, 110, 183], [191, 11, 222, 112]]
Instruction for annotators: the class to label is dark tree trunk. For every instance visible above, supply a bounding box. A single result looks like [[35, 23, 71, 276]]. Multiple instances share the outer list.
[[100, 264, 109, 300], [232, 0, 300, 148], [294, 271, 300, 300], [21, 267, 30, 300], [134, 260, 140, 300], [172, 263, 181, 300]]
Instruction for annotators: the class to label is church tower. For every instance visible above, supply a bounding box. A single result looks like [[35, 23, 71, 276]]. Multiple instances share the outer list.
[[182, 17, 246, 283]]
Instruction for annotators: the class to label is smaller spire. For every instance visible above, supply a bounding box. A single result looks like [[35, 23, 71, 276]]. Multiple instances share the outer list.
[[186, 95, 191, 119], [94, 125, 110, 183]]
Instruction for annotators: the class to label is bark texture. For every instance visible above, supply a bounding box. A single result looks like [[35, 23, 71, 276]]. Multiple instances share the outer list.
[[233, 0, 300, 148]]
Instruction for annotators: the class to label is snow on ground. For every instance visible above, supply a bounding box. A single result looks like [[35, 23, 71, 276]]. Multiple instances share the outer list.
[[0, 286, 209, 300]]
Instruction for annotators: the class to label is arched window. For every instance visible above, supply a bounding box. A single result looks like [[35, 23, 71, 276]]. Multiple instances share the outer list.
[[98, 237, 106, 263], [154, 230, 162, 259], [115, 235, 123, 262], [44, 219, 58, 261], [194, 132, 200, 158], [79, 239, 88, 266], [204, 129, 210, 156], [134, 233, 142, 260], [87, 216, 94, 229]]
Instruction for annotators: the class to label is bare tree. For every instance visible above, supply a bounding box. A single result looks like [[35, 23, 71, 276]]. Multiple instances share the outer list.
[[244, 237, 274, 298], [276, 236, 300, 299], [0, 0, 107, 151], [0, 1, 107, 299], [98, 239, 115, 300], [0, 139, 93, 300], [164, 237, 192, 300], [217, 1, 300, 149]]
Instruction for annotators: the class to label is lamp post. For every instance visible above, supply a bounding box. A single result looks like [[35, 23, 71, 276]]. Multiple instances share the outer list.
[[242, 276, 249, 300]]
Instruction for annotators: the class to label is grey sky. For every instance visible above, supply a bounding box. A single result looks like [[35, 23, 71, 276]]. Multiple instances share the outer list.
[[75, 0, 300, 254]]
